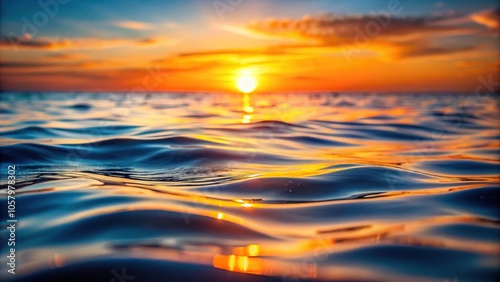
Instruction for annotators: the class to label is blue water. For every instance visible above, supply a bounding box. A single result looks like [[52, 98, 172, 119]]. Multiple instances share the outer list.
[[0, 92, 499, 282]]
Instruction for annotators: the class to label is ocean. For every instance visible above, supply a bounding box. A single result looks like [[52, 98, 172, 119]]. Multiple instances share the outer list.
[[0, 92, 499, 282]]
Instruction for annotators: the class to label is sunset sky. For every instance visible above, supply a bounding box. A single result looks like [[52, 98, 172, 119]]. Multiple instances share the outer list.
[[1, 0, 499, 93]]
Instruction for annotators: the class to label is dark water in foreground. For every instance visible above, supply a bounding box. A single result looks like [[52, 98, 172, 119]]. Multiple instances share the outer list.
[[0, 92, 499, 282]]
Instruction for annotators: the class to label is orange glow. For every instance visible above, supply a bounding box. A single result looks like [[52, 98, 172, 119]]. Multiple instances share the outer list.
[[2, 3, 498, 93], [212, 253, 317, 278], [239, 256, 249, 272], [213, 254, 263, 275], [53, 253, 64, 267], [228, 254, 236, 271], [247, 244, 260, 256]]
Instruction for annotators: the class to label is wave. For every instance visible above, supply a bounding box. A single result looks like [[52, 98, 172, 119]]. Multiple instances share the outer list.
[[0, 92, 499, 282]]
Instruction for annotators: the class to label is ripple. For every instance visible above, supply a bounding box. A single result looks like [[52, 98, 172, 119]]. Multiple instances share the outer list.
[[1, 92, 499, 282], [282, 135, 355, 146], [65, 103, 92, 111], [416, 160, 500, 176]]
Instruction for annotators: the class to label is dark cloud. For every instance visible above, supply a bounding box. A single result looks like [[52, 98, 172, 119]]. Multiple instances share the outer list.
[[224, 12, 484, 60], [0, 36, 53, 49], [0, 71, 112, 80], [0, 35, 170, 50], [0, 61, 63, 68], [242, 13, 474, 44], [391, 41, 478, 59], [45, 53, 87, 60], [0, 60, 113, 69]]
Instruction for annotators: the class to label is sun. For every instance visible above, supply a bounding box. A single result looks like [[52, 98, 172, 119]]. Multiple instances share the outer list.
[[236, 71, 257, 93]]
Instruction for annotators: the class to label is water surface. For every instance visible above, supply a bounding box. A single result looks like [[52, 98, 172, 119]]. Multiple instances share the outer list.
[[1, 92, 499, 282]]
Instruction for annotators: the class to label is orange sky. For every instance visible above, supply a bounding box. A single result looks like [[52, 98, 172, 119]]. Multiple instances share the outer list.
[[1, 0, 499, 93]]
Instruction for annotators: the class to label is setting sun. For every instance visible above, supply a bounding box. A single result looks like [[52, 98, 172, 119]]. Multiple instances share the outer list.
[[236, 71, 257, 93]]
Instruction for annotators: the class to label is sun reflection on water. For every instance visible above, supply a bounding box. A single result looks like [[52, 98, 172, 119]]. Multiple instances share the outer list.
[[242, 92, 253, 123]]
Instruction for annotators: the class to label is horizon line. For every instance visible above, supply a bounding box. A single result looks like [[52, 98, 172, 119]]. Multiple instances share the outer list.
[[1, 89, 499, 95]]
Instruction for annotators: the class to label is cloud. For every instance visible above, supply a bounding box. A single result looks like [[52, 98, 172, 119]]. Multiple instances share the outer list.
[[112, 20, 179, 31], [164, 22, 178, 29], [0, 62, 64, 68], [45, 53, 88, 60], [0, 70, 113, 80], [155, 45, 308, 67], [0, 36, 175, 50], [221, 13, 480, 60], [454, 60, 481, 68], [113, 20, 153, 30], [0, 59, 115, 69], [471, 8, 500, 29], [389, 41, 478, 60], [239, 14, 472, 43]]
